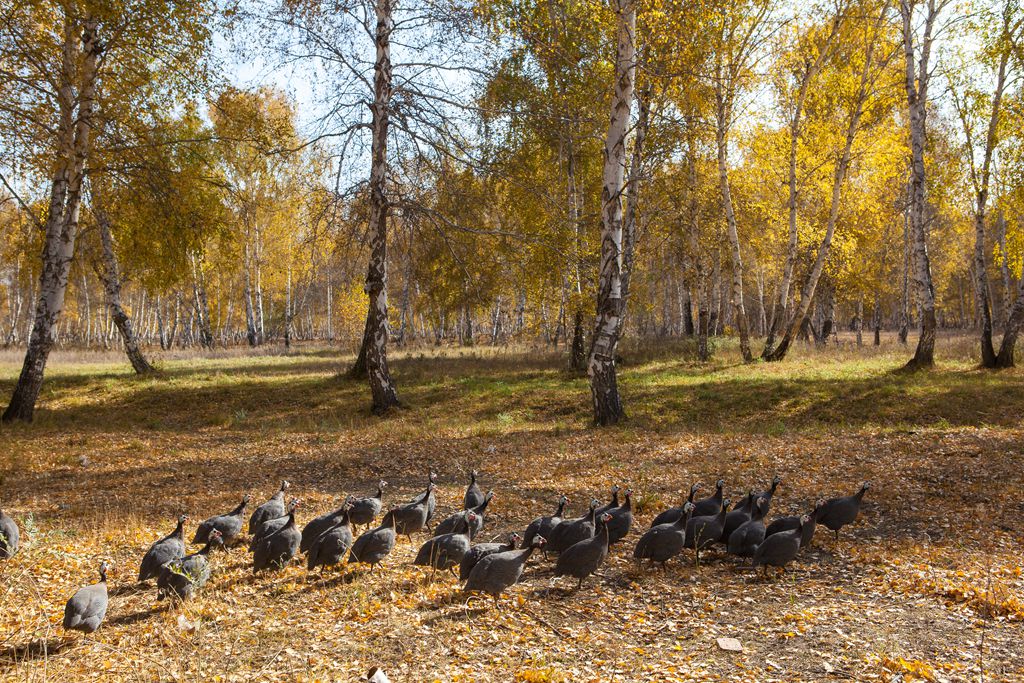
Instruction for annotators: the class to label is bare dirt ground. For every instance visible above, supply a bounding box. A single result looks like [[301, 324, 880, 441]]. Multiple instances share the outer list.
[[1, 341, 1022, 682]]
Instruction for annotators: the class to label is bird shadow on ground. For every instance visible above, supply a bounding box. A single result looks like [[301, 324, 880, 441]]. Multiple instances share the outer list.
[[106, 608, 156, 628], [419, 605, 490, 626], [0, 637, 71, 666]]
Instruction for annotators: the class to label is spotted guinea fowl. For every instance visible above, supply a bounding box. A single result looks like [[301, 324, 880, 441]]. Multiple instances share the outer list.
[[595, 485, 620, 516], [818, 482, 870, 541], [765, 499, 826, 550], [249, 498, 301, 551], [685, 498, 729, 564], [407, 471, 438, 527], [252, 501, 301, 573], [692, 479, 725, 517], [651, 482, 701, 527], [249, 480, 291, 535], [546, 499, 599, 553], [522, 495, 568, 553], [752, 515, 807, 576], [606, 488, 633, 545], [633, 502, 694, 569], [63, 561, 109, 633], [463, 470, 485, 509], [349, 480, 387, 532], [730, 489, 755, 512], [158, 529, 223, 601], [464, 536, 546, 604], [138, 514, 188, 583], [391, 485, 434, 541], [349, 511, 398, 572], [193, 494, 250, 546], [435, 491, 492, 539], [727, 496, 769, 558], [301, 496, 354, 554], [554, 512, 612, 590], [459, 532, 520, 581], [1, 507, 20, 559], [307, 505, 354, 572], [414, 512, 477, 576], [720, 490, 755, 542], [753, 475, 782, 509]]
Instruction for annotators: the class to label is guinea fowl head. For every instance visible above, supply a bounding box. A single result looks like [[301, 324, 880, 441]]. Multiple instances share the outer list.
[[753, 496, 768, 518], [799, 514, 812, 529], [859, 482, 871, 495], [715, 479, 725, 491], [530, 535, 547, 549], [508, 532, 522, 546], [242, 494, 251, 504], [280, 480, 291, 492], [206, 529, 224, 550], [177, 513, 189, 525], [377, 480, 388, 492], [98, 561, 110, 582], [286, 498, 301, 513], [469, 470, 478, 482]]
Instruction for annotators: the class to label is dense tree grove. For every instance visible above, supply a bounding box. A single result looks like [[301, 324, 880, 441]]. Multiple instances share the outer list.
[[2, 0, 1024, 420]]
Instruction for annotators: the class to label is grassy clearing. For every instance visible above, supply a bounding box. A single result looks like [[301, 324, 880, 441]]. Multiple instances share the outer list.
[[0, 334, 1023, 681]]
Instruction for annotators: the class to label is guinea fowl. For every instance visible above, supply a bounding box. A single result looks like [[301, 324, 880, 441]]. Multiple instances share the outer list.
[[463, 470, 485, 509], [1, 507, 20, 558], [249, 480, 291, 535], [435, 491, 492, 538], [554, 512, 612, 590], [753, 475, 782, 509], [633, 502, 694, 569], [138, 514, 188, 583], [692, 479, 725, 517], [546, 499, 599, 553], [464, 536, 546, 604], [727, 497, 769, 558], [459, 532, 520, 581], [605, 488, 633, 545], [349, 511, 398, 571], [720, 490, 755, 543], [818, 482, 870, 541], [307, 505, 354, 572], [730, 489, 755, 512], [407, 471, 438, 527], [252, 502, 301, 573], [249, 498, 301, 551], [193, 494, 250, 546], [158, 530, 223, 601], [349, 480, 387, 531], [301, 496, 354, 554], [595, 485, 621, 516], [765, 499, 826, 550], [414, 512, 477, 576], [391, 484, 434, 541], [522, 495, 568, 553], [752, 515, 807, 576], [685, 498, 730, 564], [651, 482, 701, 527], [63, 561, 109, 633]]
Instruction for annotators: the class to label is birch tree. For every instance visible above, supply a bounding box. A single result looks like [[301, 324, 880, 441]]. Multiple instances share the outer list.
[[900, 0, 948, 370], [588, 0, 635, 426], [948, 2, 1022, 367]]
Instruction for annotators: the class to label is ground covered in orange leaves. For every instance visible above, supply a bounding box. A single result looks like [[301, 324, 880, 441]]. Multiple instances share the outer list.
[[1, 338, 1022, 682]]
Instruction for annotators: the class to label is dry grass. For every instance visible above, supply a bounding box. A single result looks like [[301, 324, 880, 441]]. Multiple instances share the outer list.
[[1, 334, 1023, 682]]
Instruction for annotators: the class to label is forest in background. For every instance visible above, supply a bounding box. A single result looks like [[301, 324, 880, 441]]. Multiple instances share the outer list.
[[2, 0, 1024, 424]]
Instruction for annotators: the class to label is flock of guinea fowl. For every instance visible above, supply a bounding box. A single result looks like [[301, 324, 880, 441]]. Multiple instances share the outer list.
[[0, 470, 870, 636]]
